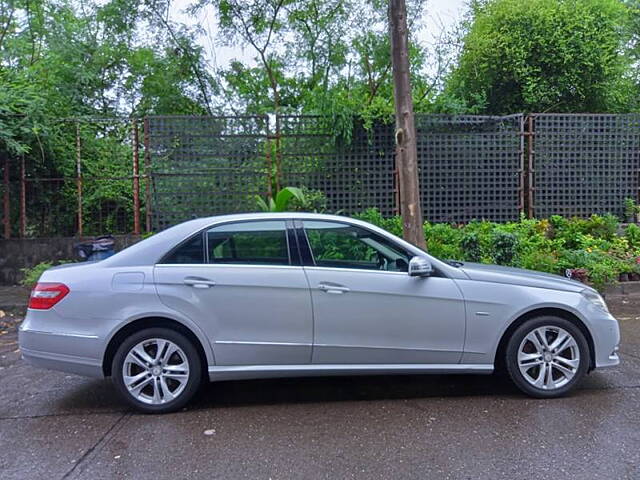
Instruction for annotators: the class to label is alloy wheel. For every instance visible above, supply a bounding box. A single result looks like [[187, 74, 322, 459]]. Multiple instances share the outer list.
[[122, 338, 190, 405], [517, 326, 580, 390]]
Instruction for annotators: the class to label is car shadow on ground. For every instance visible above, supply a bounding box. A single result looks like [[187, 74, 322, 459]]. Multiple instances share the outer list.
[[52, 368, 616, 414], [53, 373, 519, 414], [186, 373, 523, 411]]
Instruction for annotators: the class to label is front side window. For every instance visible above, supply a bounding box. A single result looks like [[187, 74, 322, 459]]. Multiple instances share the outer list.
[[206, 220, 290, 266], [303, 221, 410, 271]]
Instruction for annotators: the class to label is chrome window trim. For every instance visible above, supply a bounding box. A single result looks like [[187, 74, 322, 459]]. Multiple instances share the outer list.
[[204, 219, 292, 266], [155, 263, 304, 270], [302, 265, 407, 276]]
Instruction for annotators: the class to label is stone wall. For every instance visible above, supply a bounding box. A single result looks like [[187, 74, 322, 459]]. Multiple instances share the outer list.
[[0, 235, 142, 285]]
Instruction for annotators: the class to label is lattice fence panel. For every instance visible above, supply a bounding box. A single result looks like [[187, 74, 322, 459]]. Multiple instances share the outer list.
[[416, 114, 524, 223], [148, 116, 269, 231], [278, 116, 396, 216], [533, 114, 640, 218]]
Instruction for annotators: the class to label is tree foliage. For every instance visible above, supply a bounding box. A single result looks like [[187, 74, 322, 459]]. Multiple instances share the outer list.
[[0, 0, 217, 156], [196, 0, 445, 132], [440, 0, 637, 114]]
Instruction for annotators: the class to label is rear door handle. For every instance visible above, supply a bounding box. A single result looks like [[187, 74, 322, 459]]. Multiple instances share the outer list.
[[184, 277, 216, 289], [318, 283, 350, 294]]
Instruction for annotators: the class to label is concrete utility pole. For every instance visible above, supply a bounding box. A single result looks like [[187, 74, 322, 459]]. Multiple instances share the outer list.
[[389, 0, 427, 249]]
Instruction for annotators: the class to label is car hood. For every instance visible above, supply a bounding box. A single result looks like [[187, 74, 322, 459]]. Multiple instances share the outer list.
[[459, 262, 587, 293]]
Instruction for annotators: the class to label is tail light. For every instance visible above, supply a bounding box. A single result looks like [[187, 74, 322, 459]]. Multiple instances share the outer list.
[[29, 283, 70, 310]]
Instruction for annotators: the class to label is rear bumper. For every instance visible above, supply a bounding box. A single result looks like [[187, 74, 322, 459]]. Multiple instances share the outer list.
[[19, 311, 105, 378], [20, 345, 103, 377]]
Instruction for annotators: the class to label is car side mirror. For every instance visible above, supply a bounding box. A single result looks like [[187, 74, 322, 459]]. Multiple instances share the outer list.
[[408, 256, 433, 277]]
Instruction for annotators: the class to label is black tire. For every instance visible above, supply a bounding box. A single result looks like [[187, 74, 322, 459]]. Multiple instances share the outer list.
[[112, 327, 202, 413], [505, 316, 590, 398]]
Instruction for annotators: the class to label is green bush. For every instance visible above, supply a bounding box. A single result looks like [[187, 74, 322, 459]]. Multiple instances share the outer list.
[[625, 223, 640, 250], [492, 231, 518, 266], [461, 232, 482, 262], [355, 211, 640, 291], [20, 260, 73, 287], [20, 262, 54, 287]]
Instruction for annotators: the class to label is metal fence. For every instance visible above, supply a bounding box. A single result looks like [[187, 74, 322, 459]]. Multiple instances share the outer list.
[[146, 113, 524, 229], [278, 115, 397, 216], [1, 118, 143, 238], [416, 114, 523, 223], [3, 113, 640, 238], [531, 114, 640, 218]]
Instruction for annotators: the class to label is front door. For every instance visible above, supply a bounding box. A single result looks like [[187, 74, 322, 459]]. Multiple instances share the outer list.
[[300, 220, 466, 365], [155, 219, 312, 365]]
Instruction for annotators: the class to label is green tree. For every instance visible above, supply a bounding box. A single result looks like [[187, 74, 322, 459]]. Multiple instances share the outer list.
[[440, 0, 637, 114]]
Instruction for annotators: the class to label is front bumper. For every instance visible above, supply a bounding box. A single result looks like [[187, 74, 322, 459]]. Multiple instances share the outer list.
[[589, 312, 620, 369]]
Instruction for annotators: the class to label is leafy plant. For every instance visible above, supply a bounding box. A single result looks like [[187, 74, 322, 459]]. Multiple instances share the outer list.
[[625, 223, 640, 250], [492, 231, 519, 265], [255, 187, 306, 212], [20, 260, 72, 287], [287, 188, 328, 213], [624, 198, 640, 222], [461, 232, 482, 262]]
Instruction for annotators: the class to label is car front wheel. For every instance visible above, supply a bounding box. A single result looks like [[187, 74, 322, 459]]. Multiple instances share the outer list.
[[112, 328, 202, 413], [505, 316, 590, 398]]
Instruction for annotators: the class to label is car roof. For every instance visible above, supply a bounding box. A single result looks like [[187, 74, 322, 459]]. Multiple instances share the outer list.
[[100, 212, 456, 275], [102, 212, 388, 267]]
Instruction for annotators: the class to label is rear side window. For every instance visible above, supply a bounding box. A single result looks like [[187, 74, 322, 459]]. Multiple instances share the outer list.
[[206, 220, 290, 266], [163, 234, 205, 264]]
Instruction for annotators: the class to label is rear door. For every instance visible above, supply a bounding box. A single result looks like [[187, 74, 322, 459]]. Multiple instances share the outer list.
[[155, 219, 313, 365]]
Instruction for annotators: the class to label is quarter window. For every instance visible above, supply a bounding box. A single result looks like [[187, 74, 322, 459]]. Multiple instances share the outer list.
[[206, 220, 290, 266], [163, 233, 205, 264], [303, 221, 410, 272]]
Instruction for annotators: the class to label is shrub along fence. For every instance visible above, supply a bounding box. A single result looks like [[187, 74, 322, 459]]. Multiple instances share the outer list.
[[2, 113, 640, 238]]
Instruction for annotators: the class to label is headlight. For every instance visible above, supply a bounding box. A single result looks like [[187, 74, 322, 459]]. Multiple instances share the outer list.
[[581, 289, 609, 313]]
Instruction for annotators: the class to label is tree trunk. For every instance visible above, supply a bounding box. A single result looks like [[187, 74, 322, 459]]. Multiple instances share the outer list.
[[388, 0, 427, 250]]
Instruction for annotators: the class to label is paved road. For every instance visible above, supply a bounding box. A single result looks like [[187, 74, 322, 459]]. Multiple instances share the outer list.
[[1, 298, 639, 480]]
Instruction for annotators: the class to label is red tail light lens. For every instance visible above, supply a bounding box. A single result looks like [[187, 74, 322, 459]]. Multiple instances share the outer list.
[[29, 283, 70, 310]]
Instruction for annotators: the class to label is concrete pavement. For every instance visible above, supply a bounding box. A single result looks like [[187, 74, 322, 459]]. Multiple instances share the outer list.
[[1, 297, 639, 479]]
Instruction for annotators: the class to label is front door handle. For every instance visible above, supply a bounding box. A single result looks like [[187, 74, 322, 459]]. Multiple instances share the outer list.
[[184, 277, 216, 289], [318, 283, 350, 294]]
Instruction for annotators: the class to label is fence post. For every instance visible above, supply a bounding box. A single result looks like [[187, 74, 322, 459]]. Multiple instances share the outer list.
[[143, 117, 151, 233], [76, 122, 83, 237], [132, 119, 141, 235], [518, 115, 526, 217], [526, 115, 535, 218], [274, 115, 281, 192], [2, 151, 9, 239], [19, 155, 25, 237]]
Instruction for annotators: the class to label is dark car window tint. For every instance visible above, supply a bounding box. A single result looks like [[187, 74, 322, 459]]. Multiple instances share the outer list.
[[163, 234, 204, 264], [207, 220, 290, 266], [303, 221, 410, 272]]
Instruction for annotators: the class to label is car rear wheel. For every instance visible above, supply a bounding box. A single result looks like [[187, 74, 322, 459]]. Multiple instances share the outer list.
[[505, 316, 589, 398], [112, 328, 202, 413]]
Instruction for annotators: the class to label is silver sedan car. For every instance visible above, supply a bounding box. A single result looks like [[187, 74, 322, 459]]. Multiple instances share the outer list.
[[19, 213, 620, 413]]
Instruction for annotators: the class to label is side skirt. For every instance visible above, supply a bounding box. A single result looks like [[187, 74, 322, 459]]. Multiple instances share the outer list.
[[208, 363, 493, 382]]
